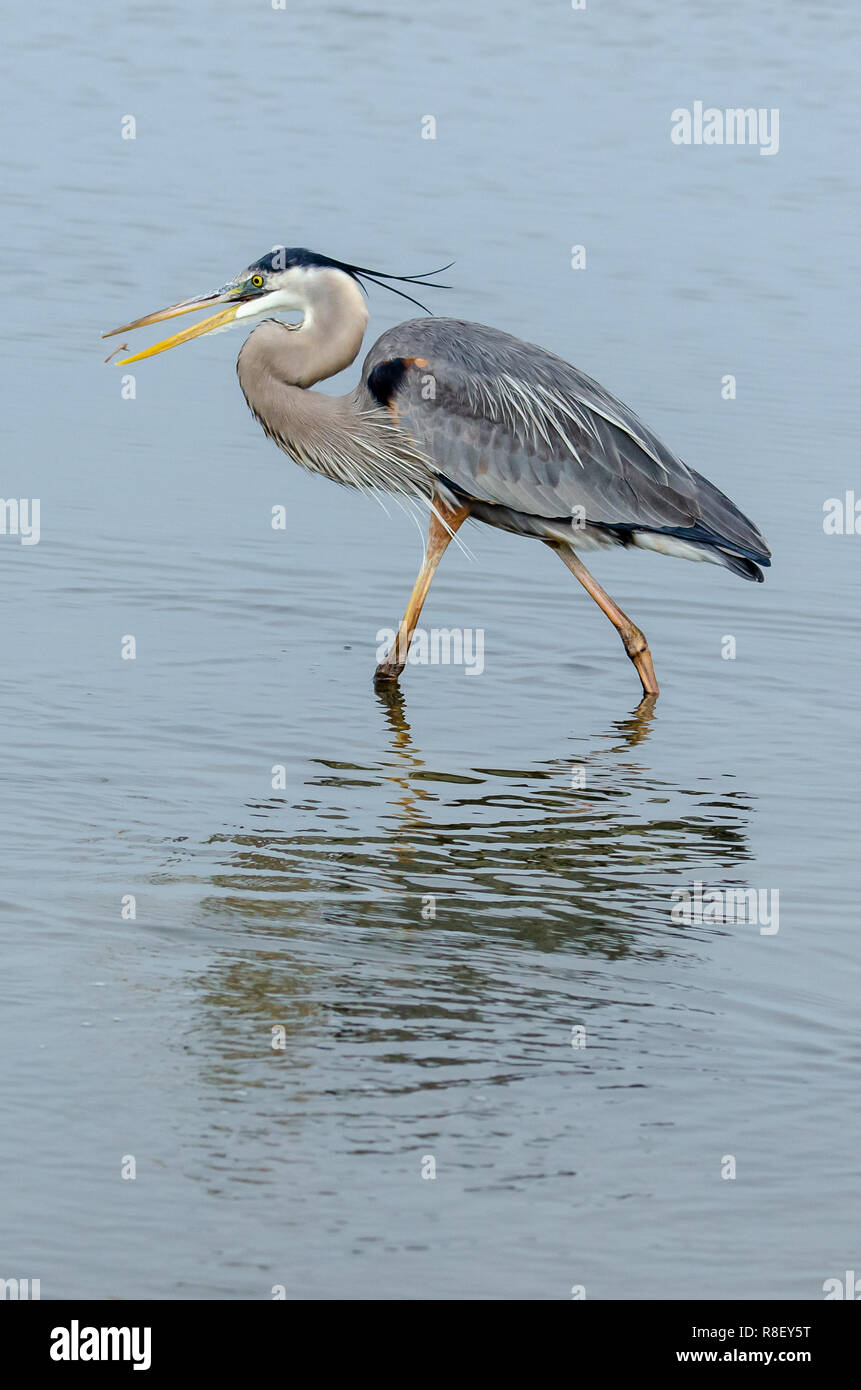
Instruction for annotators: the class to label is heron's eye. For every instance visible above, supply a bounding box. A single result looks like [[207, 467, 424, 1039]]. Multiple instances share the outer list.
[[250, 274, 264, 289]]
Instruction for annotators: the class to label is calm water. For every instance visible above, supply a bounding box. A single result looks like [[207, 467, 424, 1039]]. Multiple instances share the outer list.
[[2, 1, 859, 1298]]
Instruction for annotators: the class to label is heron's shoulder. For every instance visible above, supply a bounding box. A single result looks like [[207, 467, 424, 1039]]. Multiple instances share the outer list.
[[363, 318, 565, 373], [362, 319, 588, 413], [362, 319, 681, 473], [363, 319, 634, 414]]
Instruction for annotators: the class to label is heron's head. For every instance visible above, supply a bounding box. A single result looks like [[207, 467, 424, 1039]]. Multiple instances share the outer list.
[[103, 247, 452, 365]]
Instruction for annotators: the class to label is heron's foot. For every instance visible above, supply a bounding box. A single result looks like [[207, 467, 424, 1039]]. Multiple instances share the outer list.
[[635, 657, 659, 698], [622, 625, 659, 697], [374, 660, 405, 684]]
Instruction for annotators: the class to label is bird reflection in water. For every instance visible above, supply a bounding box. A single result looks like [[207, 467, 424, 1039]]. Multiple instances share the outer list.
[[172, 685, 756, 1113], [183, 683, 752, 965], [372, 683, 659, 847]]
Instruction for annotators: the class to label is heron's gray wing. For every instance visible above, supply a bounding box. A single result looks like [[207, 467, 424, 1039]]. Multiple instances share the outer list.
[[362, 318, 770, 564]]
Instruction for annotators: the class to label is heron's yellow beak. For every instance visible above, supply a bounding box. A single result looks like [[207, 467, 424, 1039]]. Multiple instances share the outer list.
[[102, 290, 242, 365]]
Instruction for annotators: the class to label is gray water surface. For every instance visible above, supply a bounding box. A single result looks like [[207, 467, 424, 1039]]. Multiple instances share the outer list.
[[1, 0, 859, 1298]]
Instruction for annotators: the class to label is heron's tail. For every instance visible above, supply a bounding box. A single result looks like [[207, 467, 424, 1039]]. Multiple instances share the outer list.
[[629, 468, 771, 581], [706, 548, 765, 583]]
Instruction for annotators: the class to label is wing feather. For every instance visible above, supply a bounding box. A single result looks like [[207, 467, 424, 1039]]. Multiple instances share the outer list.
[[360, 318, 770, 565]]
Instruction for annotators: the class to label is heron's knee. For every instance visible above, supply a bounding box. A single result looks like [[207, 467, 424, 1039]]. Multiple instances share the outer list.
[[621, 623, 649, 660]]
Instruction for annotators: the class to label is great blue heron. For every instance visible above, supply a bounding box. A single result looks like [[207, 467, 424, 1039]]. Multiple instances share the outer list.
[[104, 246, 770, 698]]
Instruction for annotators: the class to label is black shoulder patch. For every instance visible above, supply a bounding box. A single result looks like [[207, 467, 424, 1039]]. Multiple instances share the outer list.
[[366, 357, 411, 407]]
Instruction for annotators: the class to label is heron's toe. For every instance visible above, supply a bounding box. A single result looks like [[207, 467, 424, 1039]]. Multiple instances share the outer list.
[[374, 661, 404, 683]]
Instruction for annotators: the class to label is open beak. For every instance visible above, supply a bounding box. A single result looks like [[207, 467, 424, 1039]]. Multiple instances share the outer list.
[[102, 286, 244, 364]]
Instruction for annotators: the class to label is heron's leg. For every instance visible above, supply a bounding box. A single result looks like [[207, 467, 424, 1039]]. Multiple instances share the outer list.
[[375, 495, 471, 682], [548, 541, 660, 697]]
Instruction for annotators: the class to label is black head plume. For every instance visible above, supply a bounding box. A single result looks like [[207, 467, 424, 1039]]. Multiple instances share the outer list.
[[246, 247, 453, 313]]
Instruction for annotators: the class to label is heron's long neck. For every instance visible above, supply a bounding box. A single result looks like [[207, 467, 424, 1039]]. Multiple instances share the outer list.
[[238, 269, 368, 391], [235, 277, 433, 498]]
